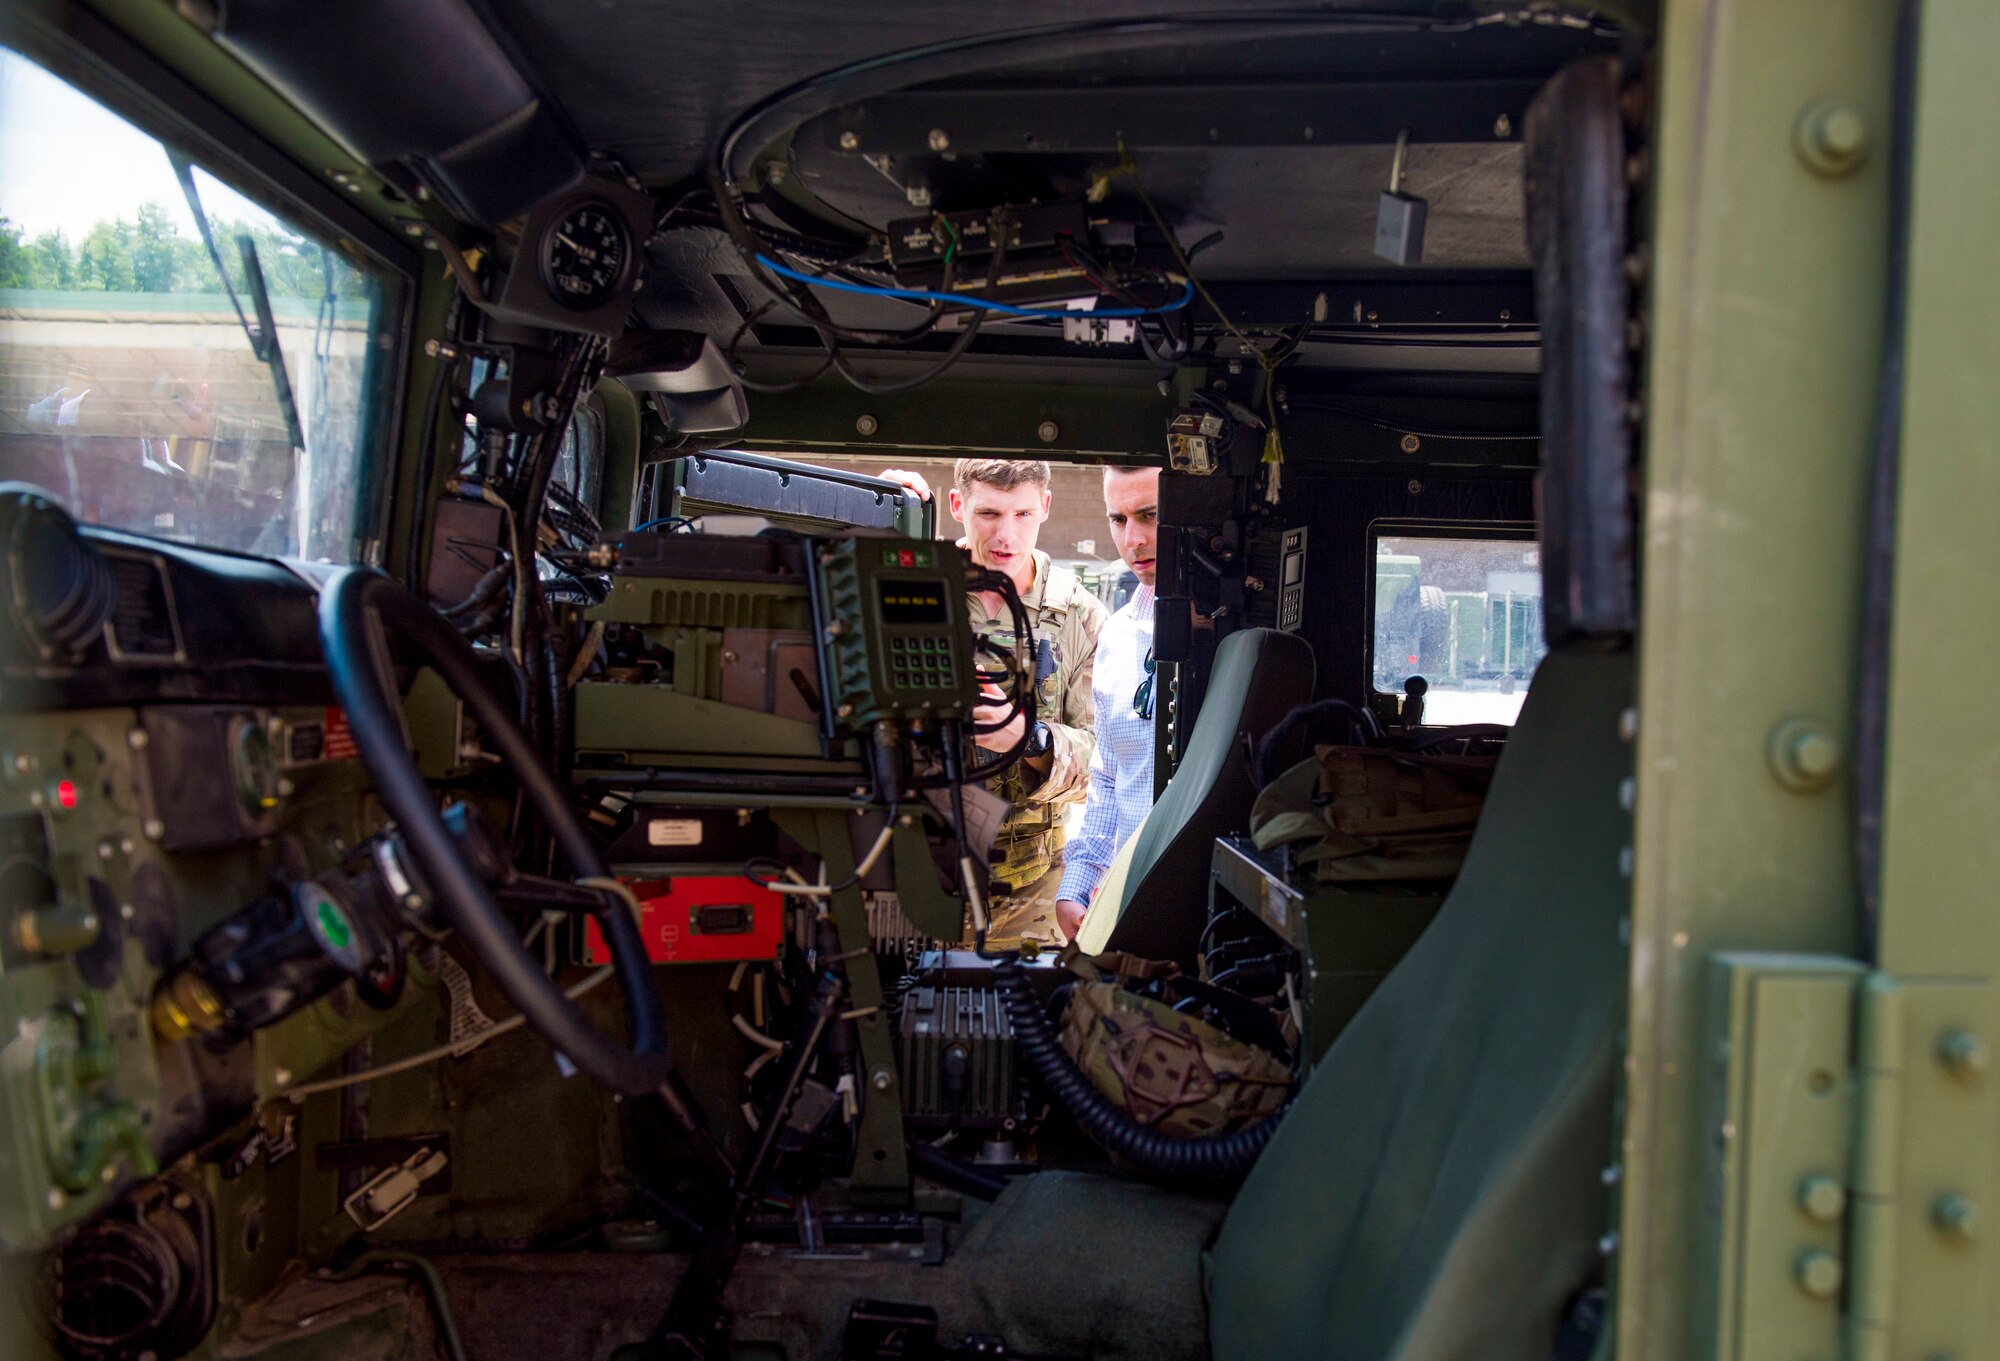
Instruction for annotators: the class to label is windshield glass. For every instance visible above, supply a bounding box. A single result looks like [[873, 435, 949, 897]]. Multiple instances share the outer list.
[[1373, 532, 1547, 726], [0, 48, 397, 561]]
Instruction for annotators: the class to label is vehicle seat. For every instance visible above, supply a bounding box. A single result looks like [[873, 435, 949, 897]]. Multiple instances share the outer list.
[[1206, 643, 1632, 1361], [1083, 627, 1314, 969]]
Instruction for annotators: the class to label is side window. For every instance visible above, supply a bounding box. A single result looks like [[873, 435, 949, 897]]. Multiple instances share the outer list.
[[1371, 528, 1548, 725], [0, 48, 401, 562]]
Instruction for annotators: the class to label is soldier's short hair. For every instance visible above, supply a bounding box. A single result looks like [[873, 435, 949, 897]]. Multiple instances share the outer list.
[[954, 459, 1051, 497]]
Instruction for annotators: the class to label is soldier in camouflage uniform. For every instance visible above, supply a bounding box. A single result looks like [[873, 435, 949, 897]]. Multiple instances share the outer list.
[[881, 460, 1107, 944]]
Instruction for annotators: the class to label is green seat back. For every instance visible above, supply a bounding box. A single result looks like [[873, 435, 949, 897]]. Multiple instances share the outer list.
[[1105, 628, 1315, 970], [1209, 645, 1631, 1361]]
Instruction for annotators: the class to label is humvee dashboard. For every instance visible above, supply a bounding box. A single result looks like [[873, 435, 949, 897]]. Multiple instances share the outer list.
[[2, 2, 1995, 1361]]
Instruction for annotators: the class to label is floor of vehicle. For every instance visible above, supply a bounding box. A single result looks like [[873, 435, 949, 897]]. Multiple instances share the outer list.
[[235, 1172, 1227, 1361]]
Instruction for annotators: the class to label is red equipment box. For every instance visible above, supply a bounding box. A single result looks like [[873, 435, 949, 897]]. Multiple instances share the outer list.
[[582, 876, 785, 965]]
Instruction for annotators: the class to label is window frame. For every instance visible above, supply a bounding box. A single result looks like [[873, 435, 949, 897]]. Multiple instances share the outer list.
[[1363, 516, 1542, 713], [1, 5, 421, 564]]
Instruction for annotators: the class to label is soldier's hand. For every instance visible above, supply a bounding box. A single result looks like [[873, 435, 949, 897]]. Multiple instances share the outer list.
[[971, 689, 1027, 752], [1056, 898, 1089, 940], [879, 467, 933, 501]]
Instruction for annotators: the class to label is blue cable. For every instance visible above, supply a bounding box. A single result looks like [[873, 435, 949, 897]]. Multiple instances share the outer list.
[[754, 253, 1193, 319], [632, 516, 694, 533]]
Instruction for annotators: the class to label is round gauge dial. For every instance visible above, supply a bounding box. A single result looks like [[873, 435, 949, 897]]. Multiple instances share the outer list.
[[539, 202, 631, 310]]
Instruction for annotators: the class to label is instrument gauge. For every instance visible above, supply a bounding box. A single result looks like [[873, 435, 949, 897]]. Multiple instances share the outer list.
[[539, 202, 631, 310]]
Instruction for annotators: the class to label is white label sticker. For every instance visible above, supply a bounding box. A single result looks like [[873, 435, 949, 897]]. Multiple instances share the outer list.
[[647, 818, 703, 847]]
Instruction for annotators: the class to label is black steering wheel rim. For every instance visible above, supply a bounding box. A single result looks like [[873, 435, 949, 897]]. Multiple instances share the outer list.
[[317, 567, 674, 1095]]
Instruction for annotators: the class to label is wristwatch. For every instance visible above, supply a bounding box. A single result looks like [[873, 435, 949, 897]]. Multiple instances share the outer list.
[[1024, 720, 1053, 758]]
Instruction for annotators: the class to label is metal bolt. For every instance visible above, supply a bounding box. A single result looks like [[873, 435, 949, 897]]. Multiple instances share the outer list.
[[47, 1188, 64, 1211], [270, 1066, 292, 1087], [128, 728, 148, 750], [839, 130, 860, 151], [1798, 1174, 1846, 1223], [1939, 1029, 1989, 1078], [1768, 717, 1842, 793], [836, 703, 853, 719], [1934, 1193, 1978, 1241], [1619, 777, 1637, 812], [1037, 420, 1061, 444], [871, 1069, 893, 1092], [1600, 1164, 1622, 1186], [1400, 434, 1421, 454], [1625, 150, 1648, 186], [1794, 1248, 1843, 1298], [927, 128, 950, 152], [1796, 99, 1869, 177], [1405, 479, 1422, 495], [1624, 245, 1649, 284], [1619, 708, 1639, 743], [143, 819, 165, 841], [764, 159, 787, 186], [855, 414, 880, 436], [1494, 114, 1513, 139]]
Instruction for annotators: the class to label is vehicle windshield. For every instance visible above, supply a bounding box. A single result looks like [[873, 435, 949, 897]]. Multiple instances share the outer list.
[[0, 48, 397, 562], [1374, 532, 1548, 725]]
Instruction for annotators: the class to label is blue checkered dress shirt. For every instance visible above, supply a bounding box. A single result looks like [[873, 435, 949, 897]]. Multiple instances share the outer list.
[[1056, 584, 1156, 906]]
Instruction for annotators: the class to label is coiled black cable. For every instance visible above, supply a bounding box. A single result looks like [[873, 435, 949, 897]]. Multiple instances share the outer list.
[[990, 956, 1290, 1179]]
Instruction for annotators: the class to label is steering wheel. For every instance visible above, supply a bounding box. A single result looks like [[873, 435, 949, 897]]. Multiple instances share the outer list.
[[317, 568, 674, 1096]]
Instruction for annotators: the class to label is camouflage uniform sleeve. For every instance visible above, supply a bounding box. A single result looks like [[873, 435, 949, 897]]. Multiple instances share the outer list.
[[1021, 583, 1107, 808]]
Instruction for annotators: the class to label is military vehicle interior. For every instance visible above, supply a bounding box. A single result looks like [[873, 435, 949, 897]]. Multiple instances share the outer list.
[[0, 2, 1650, 1358]]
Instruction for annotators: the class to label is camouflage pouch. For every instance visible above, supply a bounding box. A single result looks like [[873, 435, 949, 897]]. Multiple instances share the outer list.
[[1057, 950, 1292, 1138], [1250, 745, 1497, 883]]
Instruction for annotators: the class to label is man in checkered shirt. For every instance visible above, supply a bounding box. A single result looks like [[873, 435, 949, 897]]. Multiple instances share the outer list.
[[1056, 465, 1161, 941]]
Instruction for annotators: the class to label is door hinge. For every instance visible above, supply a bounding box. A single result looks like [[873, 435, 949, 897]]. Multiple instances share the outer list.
[[1697, 955, 1997, 1361]]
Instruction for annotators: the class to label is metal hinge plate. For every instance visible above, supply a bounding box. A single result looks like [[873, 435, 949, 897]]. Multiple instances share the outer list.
[[1697, 955, 1997, 1361]]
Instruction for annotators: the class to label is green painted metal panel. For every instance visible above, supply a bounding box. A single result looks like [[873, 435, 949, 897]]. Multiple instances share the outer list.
[[572, 684, 824, 760], [1695, 954, 1863, 1361], [1875, 0, 2000, 982], [1619, 0, 1895, 1356]]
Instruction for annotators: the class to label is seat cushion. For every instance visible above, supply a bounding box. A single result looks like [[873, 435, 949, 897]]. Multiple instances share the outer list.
[[1208, 646, 1632, 1361], [1102, 627, 1315, 968]]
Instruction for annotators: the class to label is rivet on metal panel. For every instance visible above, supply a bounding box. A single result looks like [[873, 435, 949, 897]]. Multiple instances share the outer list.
[[1795, 99, 1869, 177], [1795, 1248, 1844, 1298], [1768, 717, 1843, 793], [1798, 1174, 1847, 1223], [1938, 1029, 1988, 1078], [1932, 1193, 1978, 1242]]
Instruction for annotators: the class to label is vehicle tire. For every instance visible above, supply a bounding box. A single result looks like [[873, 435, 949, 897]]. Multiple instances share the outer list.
[[1417, 585, 1449, 677]]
